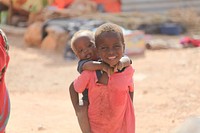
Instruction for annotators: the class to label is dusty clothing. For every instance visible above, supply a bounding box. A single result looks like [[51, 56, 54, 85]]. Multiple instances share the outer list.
[[74, 66, 135, 133], [0, 29, 10, 133]]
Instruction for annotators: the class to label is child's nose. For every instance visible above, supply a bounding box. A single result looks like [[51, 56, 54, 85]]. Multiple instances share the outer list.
[[107, 48, 115, 55]]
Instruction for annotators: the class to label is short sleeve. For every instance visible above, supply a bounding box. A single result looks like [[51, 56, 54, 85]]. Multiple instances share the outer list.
[[73, 70, 92, 93], [77, 59, 91, 73]]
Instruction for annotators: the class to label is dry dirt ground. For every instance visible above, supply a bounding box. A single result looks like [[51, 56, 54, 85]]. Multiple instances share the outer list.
[[4, 33, 200, 133]]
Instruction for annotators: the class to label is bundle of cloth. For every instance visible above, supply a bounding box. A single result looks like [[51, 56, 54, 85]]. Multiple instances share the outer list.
[[180, 36, 200, 47]]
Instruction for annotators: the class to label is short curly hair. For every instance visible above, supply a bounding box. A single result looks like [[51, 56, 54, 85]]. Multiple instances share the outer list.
[[94, 22, 124, 46], [70, 30, 94, 53]]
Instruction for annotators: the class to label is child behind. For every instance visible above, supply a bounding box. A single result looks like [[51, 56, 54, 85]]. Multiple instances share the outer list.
[[72, 23, 135, 133], [69, 29, 132, 133]]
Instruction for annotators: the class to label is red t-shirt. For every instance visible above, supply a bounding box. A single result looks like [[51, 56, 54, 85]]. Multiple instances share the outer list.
[[74, 66, 135, 133]]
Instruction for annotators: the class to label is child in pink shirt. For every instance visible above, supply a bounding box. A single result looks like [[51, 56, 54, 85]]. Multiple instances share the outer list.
[[69, 30, 132, 133], [73, 23, 135, 133]]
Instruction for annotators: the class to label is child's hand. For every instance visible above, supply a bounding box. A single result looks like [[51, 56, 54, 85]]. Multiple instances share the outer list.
[[114, 61, 124, 72], [102, 63, 114, 76]]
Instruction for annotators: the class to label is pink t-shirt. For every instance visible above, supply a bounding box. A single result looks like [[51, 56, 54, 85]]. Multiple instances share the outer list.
[[74, 66, 135, 133]]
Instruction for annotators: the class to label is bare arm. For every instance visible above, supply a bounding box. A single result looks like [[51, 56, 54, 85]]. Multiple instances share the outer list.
[[82, 61, 105, 71], [69, 82, 80, 112], [69, 82, 91, 133], [82, 61, 113, 75]]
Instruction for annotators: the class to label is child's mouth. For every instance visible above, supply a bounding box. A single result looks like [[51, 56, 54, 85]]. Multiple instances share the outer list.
[[108, 56, 116, 60]]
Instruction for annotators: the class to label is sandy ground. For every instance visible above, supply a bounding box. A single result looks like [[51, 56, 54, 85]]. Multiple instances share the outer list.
[[4, 33, 200, 133]]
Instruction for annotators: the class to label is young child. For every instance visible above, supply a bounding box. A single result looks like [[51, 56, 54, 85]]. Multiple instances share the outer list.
[[69, 29, 132, 133], [0, 29, 10, 133], [72, 23, 135, 133]]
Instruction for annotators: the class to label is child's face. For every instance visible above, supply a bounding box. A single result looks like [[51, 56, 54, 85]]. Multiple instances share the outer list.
[[96, 32, 124, 67], [73, 36, 97, 60]]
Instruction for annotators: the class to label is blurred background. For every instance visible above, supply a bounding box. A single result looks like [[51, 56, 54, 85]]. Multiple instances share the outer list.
[[0, 0, 200, 133]]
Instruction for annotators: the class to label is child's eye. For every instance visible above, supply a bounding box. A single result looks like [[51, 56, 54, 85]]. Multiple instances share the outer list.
[[114, 44, 122, 48], [79, 49, 83, 53], [100, 47, 107, 50]]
